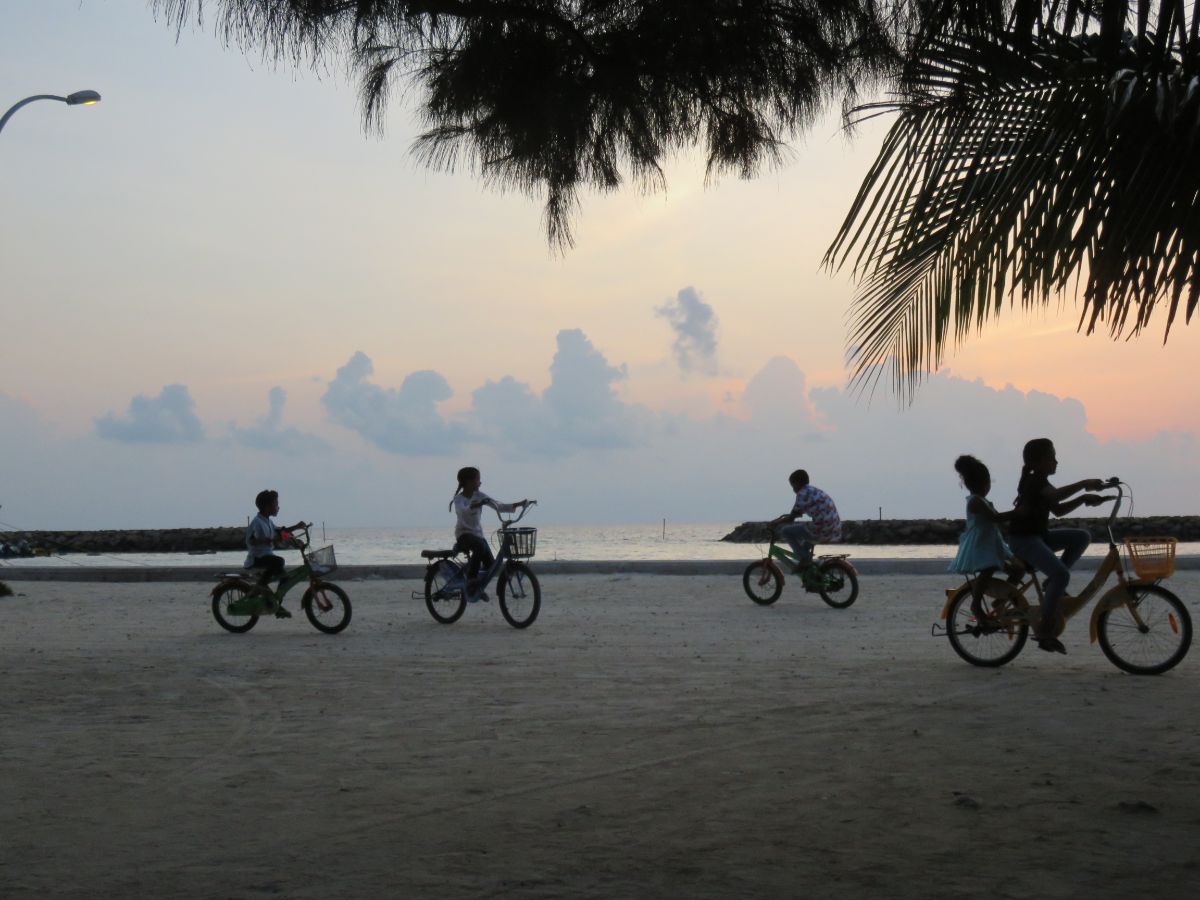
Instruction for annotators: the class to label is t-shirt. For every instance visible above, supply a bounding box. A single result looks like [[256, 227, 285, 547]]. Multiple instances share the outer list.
[[791, 485, 842, 543], [244, 513, 277, 567], [1009, 473, 1052, 536], [452, 491, 517, 539]]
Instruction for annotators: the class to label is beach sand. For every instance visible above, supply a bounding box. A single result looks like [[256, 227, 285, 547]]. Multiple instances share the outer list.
[[2, 571, 1198, 898]]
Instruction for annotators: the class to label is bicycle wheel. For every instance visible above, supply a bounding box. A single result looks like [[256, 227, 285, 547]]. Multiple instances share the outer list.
[[425, 560, 467, 624], [498, 561, 541, 629], [303, 582, 352, 635], [742, 560, 783, 605], [945, 585, 1028, 667], [1096, 584, 1192, 675], [212, 582, 260, 634], [817, 559, 859, 609]]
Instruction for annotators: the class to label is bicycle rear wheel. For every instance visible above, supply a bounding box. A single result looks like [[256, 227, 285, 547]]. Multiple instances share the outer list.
[[1096, 584, 1192, 675], [945, 585, 1028, 667], [211, 583, 260, 633], [498, 561, 541, 629], [425, 560, 467, 624], [816, 559, 858, 609]]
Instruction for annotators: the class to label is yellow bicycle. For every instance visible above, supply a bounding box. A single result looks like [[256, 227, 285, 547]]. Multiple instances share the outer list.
[[935, 480, 1191, 674]]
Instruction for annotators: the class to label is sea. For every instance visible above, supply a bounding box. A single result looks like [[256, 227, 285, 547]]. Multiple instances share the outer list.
[[3, 522, 1196, 570]]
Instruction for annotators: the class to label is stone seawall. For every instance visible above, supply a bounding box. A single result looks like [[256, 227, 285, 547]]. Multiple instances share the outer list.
[[722, 516, 1200, 544], [1, 527, 245, 556]]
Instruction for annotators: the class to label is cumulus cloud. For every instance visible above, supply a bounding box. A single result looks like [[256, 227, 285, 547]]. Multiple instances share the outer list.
[[656, 286, 719, 376], [471, 329, 649, 455], [230, 387, 329, 454], [95, 384, 204, 444], [321, 351, 464, 455]]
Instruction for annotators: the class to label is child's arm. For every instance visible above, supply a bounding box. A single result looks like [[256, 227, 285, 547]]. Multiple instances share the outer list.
[[967, 496, 1012, 523], [1052, 493, 1111, 516], [1049, 478, 1105, 504]]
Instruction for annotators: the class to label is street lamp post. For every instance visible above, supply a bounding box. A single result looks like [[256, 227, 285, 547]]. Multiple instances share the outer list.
[[0, 90, 102, 136]]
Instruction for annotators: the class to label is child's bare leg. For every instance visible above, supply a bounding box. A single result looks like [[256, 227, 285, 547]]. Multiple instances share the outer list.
[[970, 568, 997, 618]]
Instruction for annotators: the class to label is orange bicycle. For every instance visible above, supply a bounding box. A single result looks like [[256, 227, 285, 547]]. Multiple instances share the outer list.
[[935, 480, 1191, 674]]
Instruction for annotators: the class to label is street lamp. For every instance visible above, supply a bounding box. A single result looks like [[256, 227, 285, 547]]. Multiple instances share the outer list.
[[0, 90, 102, 136]]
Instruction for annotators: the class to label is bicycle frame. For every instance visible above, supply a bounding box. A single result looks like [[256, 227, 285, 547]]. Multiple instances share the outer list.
[[938, 481, 1164, 643], [757, 534, 852, 582]]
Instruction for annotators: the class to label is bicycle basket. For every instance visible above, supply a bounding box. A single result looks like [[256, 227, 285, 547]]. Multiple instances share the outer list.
[[503, 527, 537, 559], [1124, 537, 1176, 580], [308, 545, 337, 575]]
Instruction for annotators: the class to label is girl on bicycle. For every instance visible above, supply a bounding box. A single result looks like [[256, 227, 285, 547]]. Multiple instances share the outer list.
[[449, 467, 532, 600], [949, 455, 1015, 621], [1008, 438, 1110, 654]]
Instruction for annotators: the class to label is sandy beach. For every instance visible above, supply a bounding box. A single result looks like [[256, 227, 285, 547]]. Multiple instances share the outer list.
[[2, 570, 1198, 899]]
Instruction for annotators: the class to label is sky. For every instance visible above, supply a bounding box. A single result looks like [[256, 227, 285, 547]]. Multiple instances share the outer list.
[[1, 1, 1197, 531]]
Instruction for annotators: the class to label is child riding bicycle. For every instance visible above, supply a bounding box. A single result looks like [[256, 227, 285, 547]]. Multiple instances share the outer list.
[[448, 467, 533, 602], [769, 469, 842, 580], [244, 489, 306, 616]]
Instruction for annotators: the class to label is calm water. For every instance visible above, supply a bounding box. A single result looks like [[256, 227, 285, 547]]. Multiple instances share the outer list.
[[4, 522, 1196, 569]]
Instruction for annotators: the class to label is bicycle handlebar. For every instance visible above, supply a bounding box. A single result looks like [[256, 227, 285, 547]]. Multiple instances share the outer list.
[[494, 500, 536, 528]]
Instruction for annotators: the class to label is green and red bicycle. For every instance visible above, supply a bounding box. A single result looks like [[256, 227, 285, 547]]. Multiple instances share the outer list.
[[742, 528, 859, 608], [210, 523, 351, 634]]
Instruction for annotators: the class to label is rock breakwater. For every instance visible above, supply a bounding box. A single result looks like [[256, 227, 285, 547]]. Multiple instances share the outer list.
[[721, 516, 1200, 545], [1, 527, 245, 556]]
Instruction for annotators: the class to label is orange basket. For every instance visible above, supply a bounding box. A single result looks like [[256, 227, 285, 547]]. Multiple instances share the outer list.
[[1124, 537, 1177, 580]]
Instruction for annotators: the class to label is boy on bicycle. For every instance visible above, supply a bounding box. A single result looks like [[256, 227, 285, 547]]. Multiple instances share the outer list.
[[769, 469, 842, 575], [245, 489, 305, 616]]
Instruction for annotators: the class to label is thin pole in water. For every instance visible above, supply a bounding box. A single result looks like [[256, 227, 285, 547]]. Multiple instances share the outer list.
[[662, 518, 666, 540]]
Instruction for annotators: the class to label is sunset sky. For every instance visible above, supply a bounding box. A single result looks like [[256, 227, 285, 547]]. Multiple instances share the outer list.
[[2, 1, 1197, 530]]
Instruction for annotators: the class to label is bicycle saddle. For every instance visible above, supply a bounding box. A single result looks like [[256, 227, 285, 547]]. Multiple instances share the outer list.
[[420, 549, 459, 559]]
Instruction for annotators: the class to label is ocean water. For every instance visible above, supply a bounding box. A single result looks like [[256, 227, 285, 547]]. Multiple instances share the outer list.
[[3, 522, 1196, 570]]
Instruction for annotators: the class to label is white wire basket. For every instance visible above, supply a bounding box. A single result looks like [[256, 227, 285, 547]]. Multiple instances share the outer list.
[[308, 545, 337, 575]]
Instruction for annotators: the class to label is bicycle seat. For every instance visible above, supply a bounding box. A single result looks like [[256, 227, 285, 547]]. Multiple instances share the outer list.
[[420, 549, 459, 559]]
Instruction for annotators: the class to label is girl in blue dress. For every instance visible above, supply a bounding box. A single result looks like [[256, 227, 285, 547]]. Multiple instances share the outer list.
[[950, 455, 1014, 620]]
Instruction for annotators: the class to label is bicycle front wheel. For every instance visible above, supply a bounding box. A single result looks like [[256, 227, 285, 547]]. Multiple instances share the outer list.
[[303, 582, 352, 634], [742, 561, 783, 605], [212, 583, 260, 634], [498, 561, 541, 629], [425, 560, 466, 624], [1097, 584, 1192, 675], [945, 585, 1028, 667], [817, 559, 859, 609]]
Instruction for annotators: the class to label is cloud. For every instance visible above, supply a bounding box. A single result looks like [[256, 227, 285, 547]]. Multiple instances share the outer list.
[[656, 286, 719, 376], [95, 384, 204, 444], [321, 351, 464, 455], [471, 329, 650, 455], [230, 387, 329, 454]]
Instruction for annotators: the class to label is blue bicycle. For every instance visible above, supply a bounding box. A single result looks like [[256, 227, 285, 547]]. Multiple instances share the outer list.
[[417, 502, 541, 629]]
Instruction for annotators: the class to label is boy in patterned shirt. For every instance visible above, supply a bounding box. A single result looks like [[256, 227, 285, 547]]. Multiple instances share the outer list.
[[770, 469, 842, 573]]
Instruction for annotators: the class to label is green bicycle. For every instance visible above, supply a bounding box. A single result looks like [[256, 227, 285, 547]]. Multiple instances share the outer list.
[[210, 523, 351, 634], [742, 528, 859, 608]]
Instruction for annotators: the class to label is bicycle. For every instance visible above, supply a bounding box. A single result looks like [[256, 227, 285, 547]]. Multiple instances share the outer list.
[[416, 502, 541, 629], [210, 523, 351, 635], [742, 526, 859, 608], [934, 479, 1191, 674]]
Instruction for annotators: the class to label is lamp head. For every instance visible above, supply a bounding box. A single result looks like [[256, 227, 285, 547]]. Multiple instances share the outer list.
[[65, 90, 101, 106]]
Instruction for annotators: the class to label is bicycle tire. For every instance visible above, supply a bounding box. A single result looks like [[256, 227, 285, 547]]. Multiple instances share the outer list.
[[211, 582, 260, 634], [1096, 584, 1192, 675], [303, 582, 352, 634], [425, 560, 467, 624], [817, 559, 859, 609], [742, 560, 783, 605], [498, 561, 541, 629], [945, 585, 1028, 667]]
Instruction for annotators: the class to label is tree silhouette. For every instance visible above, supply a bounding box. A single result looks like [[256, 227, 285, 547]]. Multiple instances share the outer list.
[[152, 1, 1198, 396]]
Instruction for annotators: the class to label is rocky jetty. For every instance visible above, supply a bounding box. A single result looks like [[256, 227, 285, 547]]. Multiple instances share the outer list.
[[0, 527, 246, 556], [721, 516, 1200, 545]]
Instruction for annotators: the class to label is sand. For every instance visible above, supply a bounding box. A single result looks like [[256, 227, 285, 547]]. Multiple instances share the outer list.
[[1, 570, 1198, 899]]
